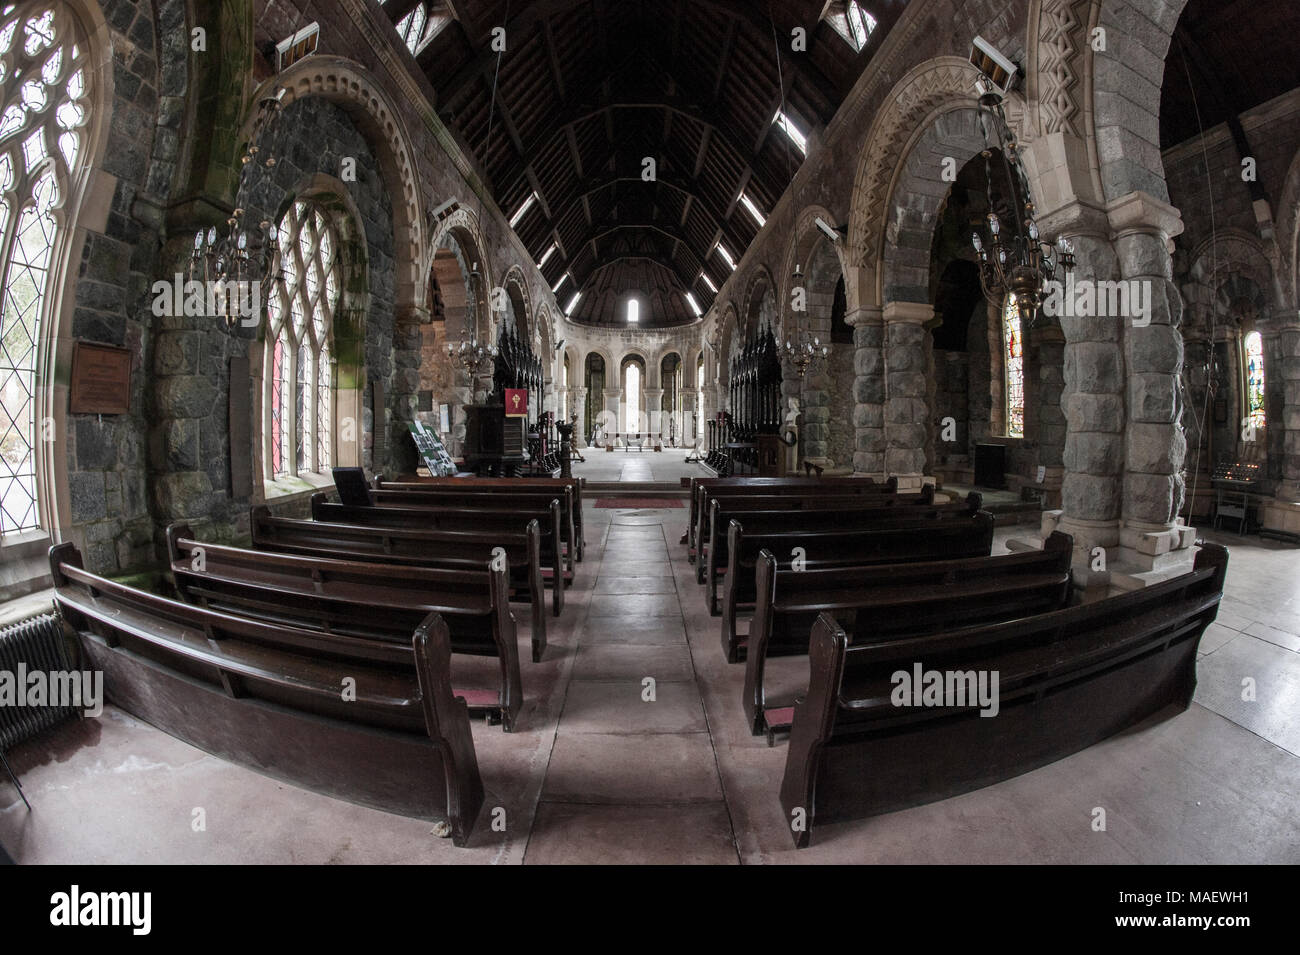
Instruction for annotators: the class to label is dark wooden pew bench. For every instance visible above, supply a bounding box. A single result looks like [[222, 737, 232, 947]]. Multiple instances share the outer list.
[[779, 542, 1228, 848], [376, 476, 585, 563], [720, 510, 999, 659], [311, 493, 571, 612], [704, 493, 985, 612], [743, 532, 1074, 739], [166, 524, 524, 731], [50, 542, 485, 846], [251, 506, 549, 660], [369, 484, 578, 574], [686, 476, 904, 560]]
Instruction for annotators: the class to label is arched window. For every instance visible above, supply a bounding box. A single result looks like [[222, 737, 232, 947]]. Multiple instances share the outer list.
[[584, 353, 604, 439], [661, 352, 680, 439], [1244, 331, 1265, 430], [624, 362, 640, 433], [263, 198, 342, 479], [696, 353, 705, 441], [1002, 295, 1024, 438], [0, 4, 90, 535]]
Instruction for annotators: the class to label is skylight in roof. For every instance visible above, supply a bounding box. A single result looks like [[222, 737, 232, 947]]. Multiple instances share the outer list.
[[715, 243, 736, 271], [825, 2, 878, 53], [773, 110, 807, 156], [538, 243, 557, 268], [552, 272, 570, 294], [509, 192, 538, 228], [564, 291, 582, 315], [739, 192, 766, 228], [700, 272, 718, 293], [684, 292, 702, 317], [627, 299, 639, 323]]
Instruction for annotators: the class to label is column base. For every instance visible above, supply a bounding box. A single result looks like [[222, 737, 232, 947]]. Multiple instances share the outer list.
[[1261, 494, 1300, 541]]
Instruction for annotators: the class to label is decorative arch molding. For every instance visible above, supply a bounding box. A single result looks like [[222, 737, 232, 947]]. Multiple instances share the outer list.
[[716, 303, 741, 370], [1025, 0, 1097, 139], [243, 55, 425, 310], [846, 56, 987, 307]]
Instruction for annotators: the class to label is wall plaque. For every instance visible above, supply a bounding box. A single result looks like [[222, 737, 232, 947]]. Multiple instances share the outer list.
[[70, 341, 132, 415]]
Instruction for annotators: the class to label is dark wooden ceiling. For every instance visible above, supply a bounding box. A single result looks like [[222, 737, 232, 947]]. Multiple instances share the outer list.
[[1160, 0, 1300, 148], [376, 0, 907, 327]]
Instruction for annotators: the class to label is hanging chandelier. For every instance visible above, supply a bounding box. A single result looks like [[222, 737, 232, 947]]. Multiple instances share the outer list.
[[969, 81, 1076, 327], [446, 263, 497, 374], [189, 86, 289, 328], [779, 265, 830, 378]]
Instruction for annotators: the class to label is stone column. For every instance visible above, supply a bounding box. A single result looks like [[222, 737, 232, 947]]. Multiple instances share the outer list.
[[1109, 192, 1194, 575], [800, 367, 831, 463], [643, 388, 664, 438], [882, 302, 933, 490], [572, 386, 588, 447], [681, 387, 699, 445], [390, 305, 428, 477], [602, 387, 622, 439], [846, 306, 885, 477], [1032, 323, 1067, 505], [1262, 322, 1300, 536], [1036, 201, 1124, 581]]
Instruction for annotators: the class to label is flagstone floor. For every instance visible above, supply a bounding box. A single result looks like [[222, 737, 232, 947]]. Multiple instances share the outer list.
[[2, 511, 1298, 864]]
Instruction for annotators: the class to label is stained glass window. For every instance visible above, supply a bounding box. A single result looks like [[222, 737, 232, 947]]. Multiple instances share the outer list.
[[1003, 296, 1025, 438], [264, 199, 341, 479], [0, 3, 89, 535], [1244, 331, 1265, 430]]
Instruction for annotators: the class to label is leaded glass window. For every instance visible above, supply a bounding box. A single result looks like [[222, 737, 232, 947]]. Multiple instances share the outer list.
[[0, 3, 89, 535], [264, 199, 340, 479], [1244, 331, 1265, 430], [1003, 295, 1024, 438]]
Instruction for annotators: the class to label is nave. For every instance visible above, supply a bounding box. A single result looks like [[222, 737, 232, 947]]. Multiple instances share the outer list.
[[5, 504, 1296, 864]]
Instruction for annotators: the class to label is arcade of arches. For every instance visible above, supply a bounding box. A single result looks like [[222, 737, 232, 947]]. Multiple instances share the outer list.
[[0, 0, 1298, 867]]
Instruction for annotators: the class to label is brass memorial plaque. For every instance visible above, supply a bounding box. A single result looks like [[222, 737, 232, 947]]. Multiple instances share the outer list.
[[69, 341, 132, 415]]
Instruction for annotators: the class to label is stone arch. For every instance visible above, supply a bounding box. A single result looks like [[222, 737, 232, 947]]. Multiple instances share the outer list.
[[243, 56, 425, 311], [846, 56, 989, 308], [781, 204, 847, 317], [740, 266, 778, 339], [1183, 230, 1276, 333], [1272, 145, 1300, 308], [429, 206, 490, 342], [1090, 0, 1190, 202], [881, 108, 988, 304], [501, 265, 532, 342]]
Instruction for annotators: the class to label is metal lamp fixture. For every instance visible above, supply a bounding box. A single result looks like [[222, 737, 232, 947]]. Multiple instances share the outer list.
[[969, 83, 1076, 327], [446, 262, 497, 374], [779, 264, 830, 378], [189, 86, 289, 328]]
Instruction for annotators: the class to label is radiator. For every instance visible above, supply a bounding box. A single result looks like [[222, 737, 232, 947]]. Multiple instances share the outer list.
[[0, 613, 80, 753]]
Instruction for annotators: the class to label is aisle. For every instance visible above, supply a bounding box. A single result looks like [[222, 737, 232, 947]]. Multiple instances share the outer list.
[[523, 509, 739, 863]]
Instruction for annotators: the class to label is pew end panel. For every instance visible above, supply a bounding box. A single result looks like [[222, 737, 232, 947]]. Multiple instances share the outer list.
[[49, 547, 486, 845], [778, 547, 1228, 848]]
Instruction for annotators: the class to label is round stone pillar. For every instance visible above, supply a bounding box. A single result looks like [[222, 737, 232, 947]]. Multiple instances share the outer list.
[[643, 388, 664, 439], [845, 306, 884, 476], [882, 301, 933, 490], [1109, 192, 1192, 574], [572, 386, 588, 447]]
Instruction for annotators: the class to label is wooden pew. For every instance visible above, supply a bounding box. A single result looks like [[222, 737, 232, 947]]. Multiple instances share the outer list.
[[704, 493, 984, 612], [49, 542, 485, 845], [369, 484, 578, 574], [780, 542, 1229, 848], [166, 525, 523, 731], [311, 493, 569, 613], [743, 532, 1074, 737], [720, 510, 999, 659], [696, 484, 940, 582], [685, 476, 900, 559], [250, 506, 549, 660], [376, 476, 585, 562]]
